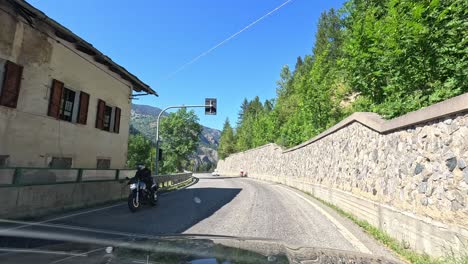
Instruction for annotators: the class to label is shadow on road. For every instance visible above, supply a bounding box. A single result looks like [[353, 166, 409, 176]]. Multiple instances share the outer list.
[[0, 187, 242, 250], [43, 187, 243, 236]]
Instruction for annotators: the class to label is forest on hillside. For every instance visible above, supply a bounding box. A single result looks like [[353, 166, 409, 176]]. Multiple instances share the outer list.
[[218, 0, 467, 159]]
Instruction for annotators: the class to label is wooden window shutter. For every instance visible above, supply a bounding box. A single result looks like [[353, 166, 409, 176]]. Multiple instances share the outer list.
[[96, 99, 105, 129], [78, 92, 89, 124], [0, 61, 23, 108], [114, 107, 121, 133], [48, 79, 64, 118]]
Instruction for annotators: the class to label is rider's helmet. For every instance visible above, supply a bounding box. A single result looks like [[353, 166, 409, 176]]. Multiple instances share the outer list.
[[137, 164, 145, 171]]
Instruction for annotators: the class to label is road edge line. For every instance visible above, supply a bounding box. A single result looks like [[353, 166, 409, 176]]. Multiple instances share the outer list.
[[275, 184, 372, 254]]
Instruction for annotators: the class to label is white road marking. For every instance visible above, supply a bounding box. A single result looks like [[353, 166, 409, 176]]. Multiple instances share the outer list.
[[275, 185, 372, 254], [0, 219, 151, 238], [0, 202, 125, 233]]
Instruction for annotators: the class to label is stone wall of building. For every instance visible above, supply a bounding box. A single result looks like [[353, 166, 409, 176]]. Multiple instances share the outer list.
[[217, 94, 468, 257]]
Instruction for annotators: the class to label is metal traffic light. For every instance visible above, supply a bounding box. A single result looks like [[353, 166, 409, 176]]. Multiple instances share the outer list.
[[205, 98, 217, 115]]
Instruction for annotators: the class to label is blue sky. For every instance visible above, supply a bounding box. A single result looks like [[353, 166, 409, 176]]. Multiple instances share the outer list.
[[29, 0, 346, 130]]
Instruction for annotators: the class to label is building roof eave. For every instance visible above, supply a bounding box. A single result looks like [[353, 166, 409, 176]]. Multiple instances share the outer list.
[[10, 0, 158, 96]]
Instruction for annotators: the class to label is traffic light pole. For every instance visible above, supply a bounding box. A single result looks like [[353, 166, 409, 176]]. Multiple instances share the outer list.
[[154, 103, 214, 176]]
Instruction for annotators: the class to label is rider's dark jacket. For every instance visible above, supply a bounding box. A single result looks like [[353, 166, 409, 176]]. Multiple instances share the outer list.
[[134, 168, 155, 190]]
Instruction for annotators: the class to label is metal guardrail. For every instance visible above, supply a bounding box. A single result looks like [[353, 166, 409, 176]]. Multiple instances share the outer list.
[[0, 167, 136, 186], [154, 173, 192, 187], [0, 167, 192, 187]]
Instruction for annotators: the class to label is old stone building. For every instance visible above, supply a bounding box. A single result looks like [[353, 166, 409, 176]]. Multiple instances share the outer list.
[[0, 0, 157, 169]]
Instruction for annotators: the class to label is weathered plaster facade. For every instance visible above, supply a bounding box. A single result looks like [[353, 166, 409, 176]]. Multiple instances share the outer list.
[[0, 1, 155, 168]]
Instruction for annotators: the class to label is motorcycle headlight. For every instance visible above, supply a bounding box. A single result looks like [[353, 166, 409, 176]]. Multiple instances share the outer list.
[[129, 183, 137, 190]]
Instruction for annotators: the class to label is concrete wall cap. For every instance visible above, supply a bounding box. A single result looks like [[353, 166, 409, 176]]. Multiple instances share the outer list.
[[284, 93, 468, 153]]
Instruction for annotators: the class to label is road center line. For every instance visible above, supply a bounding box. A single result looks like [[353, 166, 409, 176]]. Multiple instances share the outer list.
[[275, 185, 372, 254]]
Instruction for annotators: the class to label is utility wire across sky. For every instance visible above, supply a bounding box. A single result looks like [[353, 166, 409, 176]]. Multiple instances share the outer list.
[[164, 0, 295, 81]]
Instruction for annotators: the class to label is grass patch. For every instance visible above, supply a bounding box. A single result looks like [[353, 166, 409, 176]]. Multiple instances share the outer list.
[[302, 192, 466, 264]]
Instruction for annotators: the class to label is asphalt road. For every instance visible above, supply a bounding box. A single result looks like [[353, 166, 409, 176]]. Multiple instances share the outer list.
[[0, 173, 402, 262]]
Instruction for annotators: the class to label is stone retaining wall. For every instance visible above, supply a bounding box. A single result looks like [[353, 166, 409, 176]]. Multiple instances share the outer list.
[[216, 93, 468, 257]]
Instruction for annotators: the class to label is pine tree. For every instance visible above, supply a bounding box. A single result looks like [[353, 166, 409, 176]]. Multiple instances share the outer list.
[[218, 118, 236, 159], [237, 98, 249, 126]]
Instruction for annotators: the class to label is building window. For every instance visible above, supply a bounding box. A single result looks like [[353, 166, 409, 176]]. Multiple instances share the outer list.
[[48, 79, 89, 125], [103, 105, 112, 131], [96, 99, 121, 133], [48, 157, 72, 169], [97, 159, 111, 169], [0, 155, 9, 167], [0, 59, 23, 109], [59, 88, 76, 122]]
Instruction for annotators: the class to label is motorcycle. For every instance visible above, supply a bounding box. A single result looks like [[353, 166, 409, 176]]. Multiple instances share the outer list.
[[125, 177, 158, 212]]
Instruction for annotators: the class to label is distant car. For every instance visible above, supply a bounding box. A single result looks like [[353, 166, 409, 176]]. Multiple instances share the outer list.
[[211, 170, 220, 176]]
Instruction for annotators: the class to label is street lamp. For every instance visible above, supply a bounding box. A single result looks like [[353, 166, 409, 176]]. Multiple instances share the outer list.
[[154, 98, 217, 176]]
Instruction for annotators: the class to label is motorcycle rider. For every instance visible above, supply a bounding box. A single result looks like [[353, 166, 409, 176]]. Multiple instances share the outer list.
[[134, 164, 157, 193]]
